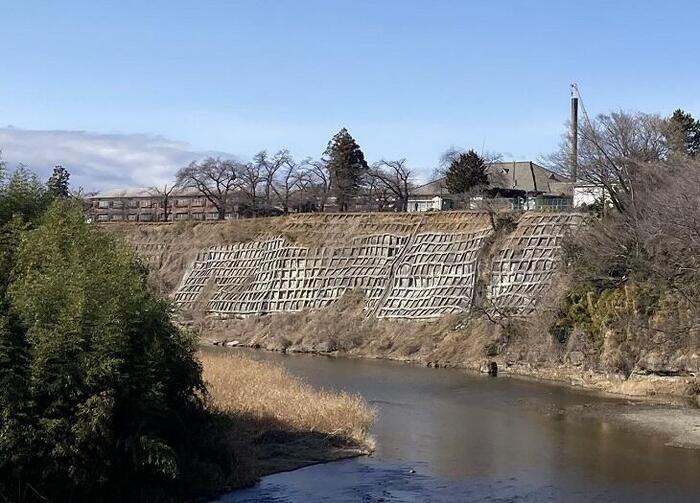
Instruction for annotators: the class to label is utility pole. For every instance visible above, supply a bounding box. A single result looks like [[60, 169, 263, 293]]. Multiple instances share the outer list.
[[570, 84, 579, 182]]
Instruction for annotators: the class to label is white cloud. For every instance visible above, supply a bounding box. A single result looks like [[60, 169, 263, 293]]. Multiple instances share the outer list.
[[0, 127, 235, 191]]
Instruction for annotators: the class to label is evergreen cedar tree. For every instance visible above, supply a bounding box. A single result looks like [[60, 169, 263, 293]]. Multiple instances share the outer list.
[[0, 167, 235, 502], [47, 165, 71, 198], [324, 128, 369, 212], [668, 109, 700, 157], [445, 149, 490, 194]]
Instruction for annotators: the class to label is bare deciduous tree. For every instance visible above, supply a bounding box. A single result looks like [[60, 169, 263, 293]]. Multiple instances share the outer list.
[[149, 184, 176, 222], [238, 162, 264, 213], [254, 149, 294, 209], [369, 159, 415, 212], [566, 156, 700, 303], [360, 171, 391, 212], [544, 111, 669, 212], [276, 155, 303, 214], [301, 158, 331, 212], [176, 157, 239, 220]]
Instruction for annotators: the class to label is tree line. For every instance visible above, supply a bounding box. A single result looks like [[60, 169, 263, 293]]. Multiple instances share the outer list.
[[167, 128, 510, 220], [546, 108, 700, 211], [542, 108, 700, 375], [164, 128, 417, 219], [563, 107, 700, 296]]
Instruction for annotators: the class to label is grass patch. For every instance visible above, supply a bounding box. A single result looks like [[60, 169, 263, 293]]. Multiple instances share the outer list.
[[200, 350, 375, 480]]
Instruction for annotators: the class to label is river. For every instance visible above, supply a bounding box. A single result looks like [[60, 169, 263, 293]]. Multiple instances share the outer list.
[[217, 349, 700, 502]]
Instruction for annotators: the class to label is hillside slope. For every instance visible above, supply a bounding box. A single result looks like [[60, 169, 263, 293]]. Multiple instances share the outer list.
[[110, 211, 697, 400]]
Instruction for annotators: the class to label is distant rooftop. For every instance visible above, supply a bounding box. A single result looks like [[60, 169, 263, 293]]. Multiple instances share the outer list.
[[411, 161, 572, 197], [89, 187, 202, 199]]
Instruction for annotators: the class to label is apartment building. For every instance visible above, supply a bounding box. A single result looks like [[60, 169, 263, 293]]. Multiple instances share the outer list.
[[87, 188, 238, 222]]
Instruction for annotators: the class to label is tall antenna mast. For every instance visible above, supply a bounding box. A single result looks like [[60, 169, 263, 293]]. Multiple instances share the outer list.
[[570, 83, 579, 181]]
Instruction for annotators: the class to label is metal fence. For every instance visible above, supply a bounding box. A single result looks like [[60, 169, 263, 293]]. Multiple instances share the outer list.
[[461, 197, 577, 212]]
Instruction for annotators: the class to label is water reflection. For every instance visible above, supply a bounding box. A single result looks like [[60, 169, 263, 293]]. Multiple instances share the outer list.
[[215, 348, 700, 502]]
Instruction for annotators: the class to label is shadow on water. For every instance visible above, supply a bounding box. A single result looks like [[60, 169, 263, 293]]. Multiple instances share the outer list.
[[216, 348, 700, 502]]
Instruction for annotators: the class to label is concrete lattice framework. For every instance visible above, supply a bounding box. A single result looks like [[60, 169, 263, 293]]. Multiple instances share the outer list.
[[174, 234, 410, 317], [132, 242, 167, 269], [488, 213, 585, 316], [207, 235, 406, 315], [375, 230, 492, 319], [171, 230, 490, 320], [130, 212, 581, 320]]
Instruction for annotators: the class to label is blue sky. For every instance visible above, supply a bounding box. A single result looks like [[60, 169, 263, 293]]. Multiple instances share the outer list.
[[1, 0, 699, 189]]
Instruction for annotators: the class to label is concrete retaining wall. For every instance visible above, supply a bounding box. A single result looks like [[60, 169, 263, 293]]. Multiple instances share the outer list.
[[133, 212, 583, 320]]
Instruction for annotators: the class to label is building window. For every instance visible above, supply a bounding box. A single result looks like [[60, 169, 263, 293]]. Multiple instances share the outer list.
[[208, 212, 219, 220], [110, 214, 123, 221], [140, 213, 153, 222], [175, 199, 190, 207], [175, 212, 188, 221], [191, 198, 205, 207], [98, 200, 110, 209], [97, 214, 109, 221], [112, 200, 124, 209], [192, 212, 204, 220], [129, 199, 140, 208], [127, 214, 138, 221], [140, 199, 153, 208]]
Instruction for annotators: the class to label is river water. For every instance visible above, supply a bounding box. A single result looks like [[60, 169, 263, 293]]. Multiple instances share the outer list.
[[218, 350, 700, 502]]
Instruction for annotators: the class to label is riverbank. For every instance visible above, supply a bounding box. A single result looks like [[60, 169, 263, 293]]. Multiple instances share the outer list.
[[218, 347, 700, 503], [512, 387, 700, 450], [198, 291, 698, 405], [199, 350, 375, 492], [209, 345, 700, 455], [200, 298, 700, 453]]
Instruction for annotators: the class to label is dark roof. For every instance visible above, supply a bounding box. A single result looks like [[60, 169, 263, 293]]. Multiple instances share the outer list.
[[88, 186, 243, 199], [411, 179, 449, 197], [89, 187, 204, 199], [411, 161, 572, 197]]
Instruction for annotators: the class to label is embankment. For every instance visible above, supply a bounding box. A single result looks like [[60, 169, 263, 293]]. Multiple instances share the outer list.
[[110, 212, 699, 401]]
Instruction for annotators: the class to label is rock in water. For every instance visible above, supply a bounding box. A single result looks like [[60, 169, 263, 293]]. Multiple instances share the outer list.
[[488, 361, 498, 376]]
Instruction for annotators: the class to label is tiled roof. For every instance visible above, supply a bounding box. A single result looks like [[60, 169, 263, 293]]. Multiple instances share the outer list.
[[410, 162, 572, 197]]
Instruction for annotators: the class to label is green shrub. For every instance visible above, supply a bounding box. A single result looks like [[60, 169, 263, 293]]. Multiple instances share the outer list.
[[685, 378, 700, 400], [550, 281, 667, 357], [484, 342, 499, 357], [549, 287, 594, 344], [0, 202, 234, 501]]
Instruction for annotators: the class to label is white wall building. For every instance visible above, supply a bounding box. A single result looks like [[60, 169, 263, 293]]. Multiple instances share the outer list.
[[573, 182, 606, 207], [408, 161, 573, 212]]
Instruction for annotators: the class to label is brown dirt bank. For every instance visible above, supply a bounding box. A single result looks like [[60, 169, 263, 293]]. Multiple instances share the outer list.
[[198, 291, 698, 405]]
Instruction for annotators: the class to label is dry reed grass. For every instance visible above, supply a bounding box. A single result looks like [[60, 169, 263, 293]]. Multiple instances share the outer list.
[[198, 350, 375, 478], [201, 351, 375, 447]]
